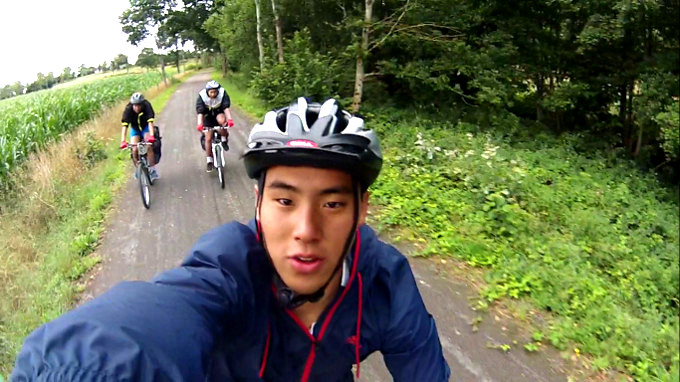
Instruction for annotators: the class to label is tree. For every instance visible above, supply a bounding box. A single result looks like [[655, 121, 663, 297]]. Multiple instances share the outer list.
[[205, 0, 259, 74], [114, 54, 129, 71], [78, 65, 95, 77], [0, 85, 13, 100], [271, 0, 284, 63], [121, 0, 220, 73], [254, 0, 265, 71], [352, 0, 374, 112], [59, 67, 74, 83], [136, 47, 159, 70]]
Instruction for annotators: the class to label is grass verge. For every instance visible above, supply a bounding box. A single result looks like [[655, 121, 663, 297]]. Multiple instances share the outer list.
[[0, 73, 190, 376]]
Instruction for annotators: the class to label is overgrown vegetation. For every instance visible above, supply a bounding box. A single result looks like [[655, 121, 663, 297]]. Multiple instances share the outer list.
[[0, 74, 183, 376], [0, 72, 162, 189], [365, 108, 679, 380], [202, 0, 679, 181], [217, 69, 680, 379]]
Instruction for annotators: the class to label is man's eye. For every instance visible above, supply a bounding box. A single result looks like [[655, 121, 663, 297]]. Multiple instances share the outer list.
[[276, 198, 292, 206], [325, 201, 345, 209]]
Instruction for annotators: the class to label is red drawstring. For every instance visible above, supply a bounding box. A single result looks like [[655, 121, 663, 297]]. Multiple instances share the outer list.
[[259, 229, 364, 380], [256, 219, 262, 243], [259, 322, 271, 378], [355, 272, 363, 380]]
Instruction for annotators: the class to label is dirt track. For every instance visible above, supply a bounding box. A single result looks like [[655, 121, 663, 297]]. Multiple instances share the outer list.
[[85, 71, 573, 381]]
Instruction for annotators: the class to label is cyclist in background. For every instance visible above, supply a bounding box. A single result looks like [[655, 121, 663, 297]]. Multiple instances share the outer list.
[[196, 80, 234, 172], [120, 92, 159, 180], [12, 97, 450, 381]]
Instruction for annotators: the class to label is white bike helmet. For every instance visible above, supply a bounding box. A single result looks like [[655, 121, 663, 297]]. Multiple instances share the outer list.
[[205, 80, 221, 91], [244, 97, 382, 190]]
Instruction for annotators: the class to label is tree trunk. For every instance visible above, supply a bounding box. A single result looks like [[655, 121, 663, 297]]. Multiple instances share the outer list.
[[536, 74, 544, 122], [352, 0, 374, 113], [627, 82, 635, 154], [633, 122, 643, 158], [620, 84, 630, 150], [160, 56, 168, 86], [271, 0, 284, 63], [221, 52, 228, 75], [254, 0, 265, 71]]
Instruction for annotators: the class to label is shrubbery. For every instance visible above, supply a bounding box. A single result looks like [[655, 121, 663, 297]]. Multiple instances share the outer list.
[[367, 107, 679, 380], [249, 30, 344, 107]]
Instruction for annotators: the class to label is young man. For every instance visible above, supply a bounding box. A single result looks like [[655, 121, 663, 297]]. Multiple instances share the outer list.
[[196, 80, 234, 172], [120, 92, 159, 180], [12, 97, 450, 381]]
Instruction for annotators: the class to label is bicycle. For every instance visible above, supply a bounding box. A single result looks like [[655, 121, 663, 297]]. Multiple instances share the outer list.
[[203, 126, 229, 189], [123, 141, 155, 209]]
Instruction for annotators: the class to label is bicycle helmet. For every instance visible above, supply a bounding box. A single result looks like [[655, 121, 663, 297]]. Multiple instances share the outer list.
[[205, 80, 221, 91], [244, 97, 382, 190], [130, 92, 145, 104]]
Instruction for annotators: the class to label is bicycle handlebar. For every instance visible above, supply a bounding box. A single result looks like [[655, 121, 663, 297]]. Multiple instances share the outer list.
[[202, 125, 229, 132]]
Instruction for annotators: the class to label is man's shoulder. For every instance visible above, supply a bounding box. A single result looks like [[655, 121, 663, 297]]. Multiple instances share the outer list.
[[191, 221, 258, 254], [180, 220, 263, 270], [358, 224, 410, 276]]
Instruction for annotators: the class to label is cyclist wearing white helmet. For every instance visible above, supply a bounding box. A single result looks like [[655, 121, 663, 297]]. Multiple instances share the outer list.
[[12, 97, 450, 381], [120, 92, 159, 180], [196, 80, 234, 172]]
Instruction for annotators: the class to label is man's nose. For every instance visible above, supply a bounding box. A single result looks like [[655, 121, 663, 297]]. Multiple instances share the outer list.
[[293, 205, 321, 243]]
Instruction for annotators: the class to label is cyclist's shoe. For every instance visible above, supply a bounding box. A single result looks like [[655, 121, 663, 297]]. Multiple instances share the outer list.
[[206, 162, 215, 172], [133, 171, 138, 180], [149, 168, 160, 181], [221, 141, 229, 151]]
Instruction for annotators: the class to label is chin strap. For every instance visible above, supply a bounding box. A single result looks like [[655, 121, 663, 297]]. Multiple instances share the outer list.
[[256, 173, 361, 310]]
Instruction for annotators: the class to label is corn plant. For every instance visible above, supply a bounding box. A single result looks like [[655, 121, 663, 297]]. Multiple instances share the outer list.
[[0, 72, 162, 189]]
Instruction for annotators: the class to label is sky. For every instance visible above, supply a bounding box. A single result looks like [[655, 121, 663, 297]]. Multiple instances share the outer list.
[[0, 0, 158, 87]]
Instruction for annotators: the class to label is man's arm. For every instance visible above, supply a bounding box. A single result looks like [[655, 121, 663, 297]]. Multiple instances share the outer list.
[[381, 254, 451, 381], [221, 92, 234, 126], [145, 100, 155, 130], [11, 233, 241, 381]]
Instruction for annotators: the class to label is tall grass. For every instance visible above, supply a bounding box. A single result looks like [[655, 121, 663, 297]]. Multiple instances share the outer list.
[[0, 72, 183, 376], [0, 72, 162, 189]]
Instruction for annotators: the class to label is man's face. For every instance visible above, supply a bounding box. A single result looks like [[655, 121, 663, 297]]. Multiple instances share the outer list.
[[132, 104, 143, 113], [207, 89, 218, 98], [258, 166, 368, 294]]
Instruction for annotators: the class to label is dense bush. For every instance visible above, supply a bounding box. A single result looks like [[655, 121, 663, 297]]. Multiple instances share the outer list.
[[249, 30, 344, 107], [367, 108, 679, 380]]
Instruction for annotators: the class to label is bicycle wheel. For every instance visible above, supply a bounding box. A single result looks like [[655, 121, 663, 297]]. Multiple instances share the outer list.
[[138, 165, 151, 209], [214, 146, 225, 189]]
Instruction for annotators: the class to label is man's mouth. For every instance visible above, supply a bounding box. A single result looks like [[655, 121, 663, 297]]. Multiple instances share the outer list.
[[295, 256, 318, 263], [288, 255, 324, 273]]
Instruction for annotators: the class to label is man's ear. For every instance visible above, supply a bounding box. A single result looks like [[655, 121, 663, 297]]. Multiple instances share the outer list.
[[358, 191, 370, 226]]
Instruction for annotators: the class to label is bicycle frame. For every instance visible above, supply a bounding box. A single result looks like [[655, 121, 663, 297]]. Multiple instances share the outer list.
[[204, 126, 228, 189], [124, 142, 154, 208]]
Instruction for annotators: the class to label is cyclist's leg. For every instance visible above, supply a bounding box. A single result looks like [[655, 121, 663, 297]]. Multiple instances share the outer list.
[[204, 114, 218, 160], [142, 126, 155, 167], [215, 113, 229, 149], [130, 130, 142, 165], [204, 129, 213, 158], [216, 113, 229, 138]]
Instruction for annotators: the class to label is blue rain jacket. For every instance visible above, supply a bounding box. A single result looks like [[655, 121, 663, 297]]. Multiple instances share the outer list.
[[12, 221, 450, 381]]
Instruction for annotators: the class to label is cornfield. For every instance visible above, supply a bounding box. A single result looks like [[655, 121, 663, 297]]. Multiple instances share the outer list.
[[0, 72, 162, 189]]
